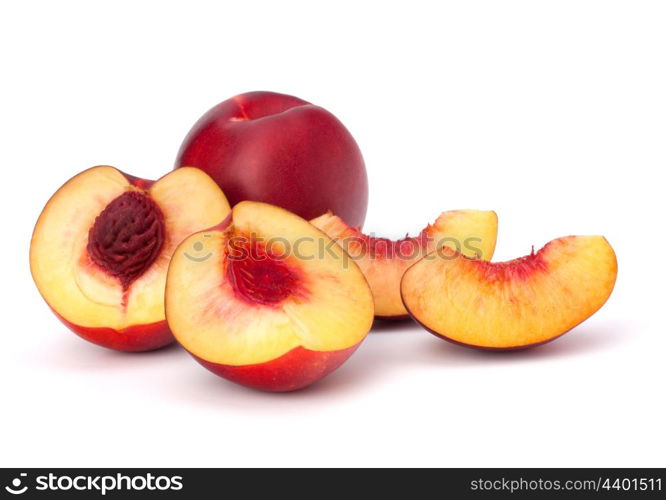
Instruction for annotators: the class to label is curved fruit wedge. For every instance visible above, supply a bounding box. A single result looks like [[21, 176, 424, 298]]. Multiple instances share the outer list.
[[30, 166, 230, 351], [166, 201, 374, 392], [401, 236, 617, 350], [311, 210, 498, 319]]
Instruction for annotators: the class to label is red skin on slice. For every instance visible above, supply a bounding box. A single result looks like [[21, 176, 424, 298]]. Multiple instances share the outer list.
[[175, 91, 369, 227], [193, 345, 360, 392], [55, 310, 173, 352]]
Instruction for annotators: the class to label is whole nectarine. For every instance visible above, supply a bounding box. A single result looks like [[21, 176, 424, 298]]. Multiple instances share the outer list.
[[175, 91, 369, 227]]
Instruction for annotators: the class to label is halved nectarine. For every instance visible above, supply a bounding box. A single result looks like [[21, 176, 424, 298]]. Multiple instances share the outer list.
[[310, 210, 498, 319], [30, 166, 230, 351], [165, 201, 374, 392], [401, 236, 617, 350]]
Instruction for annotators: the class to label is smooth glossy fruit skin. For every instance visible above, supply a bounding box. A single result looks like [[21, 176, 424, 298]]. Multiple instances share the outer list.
[[192, 345, 361, 392], [55, 310, 173, 352], [175, 91, 369, 227]]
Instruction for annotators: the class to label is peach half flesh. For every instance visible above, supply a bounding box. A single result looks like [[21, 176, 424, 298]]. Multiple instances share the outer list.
[[401, 236, 618, 350], [310, 210, 498, 319], [30, 166, 230, 351], [165, 201, 374, 392]]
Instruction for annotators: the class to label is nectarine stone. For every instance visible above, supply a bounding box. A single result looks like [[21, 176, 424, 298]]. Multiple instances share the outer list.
[[87, 191, 166, 288]]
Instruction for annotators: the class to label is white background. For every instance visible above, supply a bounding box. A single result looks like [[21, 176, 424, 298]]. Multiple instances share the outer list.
[[1, 1, 664, 467]]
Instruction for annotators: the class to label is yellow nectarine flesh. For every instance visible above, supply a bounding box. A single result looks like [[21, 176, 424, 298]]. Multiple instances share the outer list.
[[30, 166, 230, 350], [401, 236, 617, 349], [165, 201, 374, 390], [310, 210, 498, 318]]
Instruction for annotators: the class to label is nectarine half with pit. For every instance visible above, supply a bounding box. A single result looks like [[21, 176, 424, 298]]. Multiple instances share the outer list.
[[30, 166, 230, 351], [401, 236, 617, 350], [165, 201, 374, 392], [175, 91, 369, 227], [310, 210, 498, 319]]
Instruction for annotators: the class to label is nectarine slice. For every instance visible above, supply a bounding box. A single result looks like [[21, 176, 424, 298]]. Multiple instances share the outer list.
[[401, 236, 617, 349], [310, 210, 498, 319], [30, 166, 230, 351], [165, 201, 374, 391]]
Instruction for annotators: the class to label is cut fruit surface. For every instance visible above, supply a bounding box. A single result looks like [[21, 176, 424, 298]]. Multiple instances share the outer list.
[[310, 210, 498, 318], [401, 236, 617, 349], [30, 166, 230, 351], [166, 201, 374, 391]]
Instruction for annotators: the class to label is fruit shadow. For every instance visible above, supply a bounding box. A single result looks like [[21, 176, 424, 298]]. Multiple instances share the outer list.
[[36, 330, 384, 405], [193, 320, 629, 404], [174, 346, 387, 405], [412, 318, 631, 367], [302, 318, 632, 397], [161, 321, 421, 405], [34, 333, 185, 374], [37, 319, 630, 408], [370, 317, 415, 332]]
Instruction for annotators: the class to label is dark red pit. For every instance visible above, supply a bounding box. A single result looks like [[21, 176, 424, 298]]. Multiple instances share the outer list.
[[87, 191, 166, 288], [226, 238, 302, 306]]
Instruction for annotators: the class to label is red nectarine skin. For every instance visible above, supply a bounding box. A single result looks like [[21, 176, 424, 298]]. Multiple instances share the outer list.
[[350, 231, 432, 260], [175, 91, 369, 227], [375, 313, 410, 321], [53, 310, 173, 352], [192, 344, 361, 392], [120, 171, 156, 190]]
